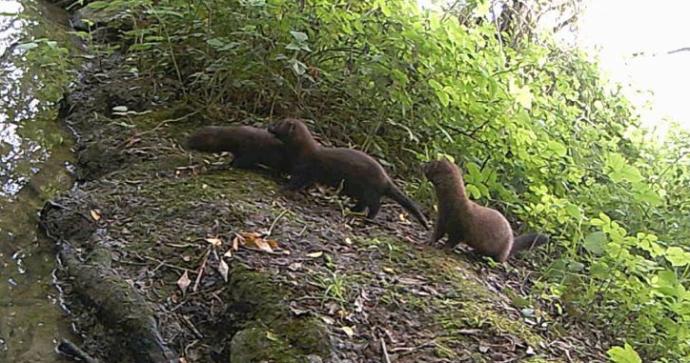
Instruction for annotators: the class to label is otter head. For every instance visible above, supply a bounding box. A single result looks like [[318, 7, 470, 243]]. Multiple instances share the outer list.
[[423, 159, 461, 185], [269, 118, 317, 153], [268, 118, 298, 138]]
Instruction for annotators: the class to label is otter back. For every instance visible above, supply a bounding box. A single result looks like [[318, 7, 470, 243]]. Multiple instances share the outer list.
[[186, 126, 292, 172], [268, 118, 428, 229]]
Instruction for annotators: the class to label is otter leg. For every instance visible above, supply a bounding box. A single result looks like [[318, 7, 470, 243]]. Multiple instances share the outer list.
[[231, 155, 257, 169], [442, 232, 463, 251], [283, 172, 313, 191], [351, 200, 367, 213], [365, 195, 382, 219], [428, 214, 448, 244]]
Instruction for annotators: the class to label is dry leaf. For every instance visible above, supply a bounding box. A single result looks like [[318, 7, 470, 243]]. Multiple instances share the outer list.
[[177, 270, 191, 294], [320, 316, 335, 325], [241, 232, 274, 252], [307, 251, 323, 258], [217, 259, 229, 282], [266, 239, 279, 249], [223, 249, 233, 258], [341, 326, 355, 338], [90, 209, 101, 221], [344, 237, 352, 245], [205, 237, 222, 247], [382, 267, 395, 274], [231, 235, 240, 251]]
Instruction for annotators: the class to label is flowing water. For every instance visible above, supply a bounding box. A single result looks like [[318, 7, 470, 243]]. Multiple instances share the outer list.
[[0, 1, 77, 362]]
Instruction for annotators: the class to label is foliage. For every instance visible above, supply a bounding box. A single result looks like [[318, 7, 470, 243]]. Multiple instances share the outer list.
[[80, 0, 690, 360]]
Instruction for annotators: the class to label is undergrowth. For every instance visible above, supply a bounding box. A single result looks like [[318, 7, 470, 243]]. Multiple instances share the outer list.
[[70, 0, 690, 361]]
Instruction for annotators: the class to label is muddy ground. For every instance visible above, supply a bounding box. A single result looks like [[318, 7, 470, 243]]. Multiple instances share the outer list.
[[39, 6, 610, 363]]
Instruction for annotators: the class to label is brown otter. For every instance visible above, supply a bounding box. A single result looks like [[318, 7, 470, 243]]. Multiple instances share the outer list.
[[186, 126, 292, 173], [423, 159, 548, 262], [268, 118, 429, 229]]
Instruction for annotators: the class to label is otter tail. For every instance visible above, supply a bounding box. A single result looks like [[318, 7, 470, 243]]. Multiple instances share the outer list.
[[510, 233, 549, 256], [386, 184, 429, 230]]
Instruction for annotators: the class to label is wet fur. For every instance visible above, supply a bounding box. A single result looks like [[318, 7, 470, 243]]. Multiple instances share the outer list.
[[186, 126, 292, 173], [268, 118, 429, 229], [424, 159, 548, 262]]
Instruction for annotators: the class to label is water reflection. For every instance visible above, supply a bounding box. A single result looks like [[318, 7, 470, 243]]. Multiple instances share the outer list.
[[0, 0, 76, 362]]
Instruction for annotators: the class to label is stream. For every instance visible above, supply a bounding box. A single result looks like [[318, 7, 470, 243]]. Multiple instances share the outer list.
[[0, 1, 77, 362]]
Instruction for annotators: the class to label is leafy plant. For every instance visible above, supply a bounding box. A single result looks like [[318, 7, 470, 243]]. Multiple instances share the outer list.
[[82, 0, 690, 360]]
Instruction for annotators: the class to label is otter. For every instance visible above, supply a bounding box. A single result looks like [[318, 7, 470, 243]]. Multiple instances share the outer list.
[[423, 159, 548, 262], [268, 118, 429, 229], [186, 126, 292, 173]]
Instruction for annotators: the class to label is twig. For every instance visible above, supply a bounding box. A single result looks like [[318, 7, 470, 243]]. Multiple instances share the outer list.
[[182, 315, 204, 339], [267, 208, 289, 237], [135, 110, 201, 138], [57, 339, 101, 363], [193, 248, 211, 292], [381, 337, 392, 363]]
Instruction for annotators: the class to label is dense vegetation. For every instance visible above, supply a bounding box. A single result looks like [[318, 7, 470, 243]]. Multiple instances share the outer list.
[[60, 0, 690, 361]]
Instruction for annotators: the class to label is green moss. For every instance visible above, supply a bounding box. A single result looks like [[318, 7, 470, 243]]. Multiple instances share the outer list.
[[229, 325, 302, 363], [222, 267, 331, 361], [350, 233, 544, 350]]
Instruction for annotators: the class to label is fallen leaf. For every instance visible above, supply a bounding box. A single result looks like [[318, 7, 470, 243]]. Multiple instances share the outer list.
[[307, 251, 323, 258], [247, 238, 273, 252], [320, 316, 335, 325], [288, 262, 302, 271], [217, 259, 229, 282], [177, 270, 191, 294], [90, 209, 101, 221], [344, 237, 352, 245], [341, 326, 355, 338], [240, 232, 276, 252], [289, 305, 308, 316], [223, 249, 233, 258], [266, 239, 279, 249], [266, 331, 279, 342], [205, 237, 222, 247], [231, 235, 240, 251], [382, 267, 395, 274]]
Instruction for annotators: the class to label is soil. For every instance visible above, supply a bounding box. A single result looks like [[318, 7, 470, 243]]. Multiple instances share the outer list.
[[40, 3, 610, 363]]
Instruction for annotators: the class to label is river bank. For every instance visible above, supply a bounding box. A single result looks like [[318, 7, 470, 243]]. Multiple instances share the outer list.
[[40, 2, 608, 362]]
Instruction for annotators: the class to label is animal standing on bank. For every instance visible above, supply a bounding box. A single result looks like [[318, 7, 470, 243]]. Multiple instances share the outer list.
[[424, 159, 548, 262], [186, 125, 293, 173], [268, 118, 429, 229]]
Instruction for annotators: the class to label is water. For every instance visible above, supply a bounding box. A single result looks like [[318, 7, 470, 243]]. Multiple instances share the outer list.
[[0, 1, 77, 361]]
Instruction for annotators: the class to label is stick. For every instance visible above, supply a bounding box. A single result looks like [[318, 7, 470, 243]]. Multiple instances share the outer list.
[[193, 248, 211, 292], [57, 339, 101, 363], [381, 337, 391, 363]]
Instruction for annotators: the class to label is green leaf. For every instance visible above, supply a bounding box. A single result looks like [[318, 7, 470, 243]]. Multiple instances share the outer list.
[[583, 232, 607, 255], [547, 140, 567, 157], [607, 343, 641, 363], [564, 203, 582, 219], [290, 31, 308, 42], [465, 184, 482, 199], [16, 42, 39, 51], [665, 247, 690, 267]]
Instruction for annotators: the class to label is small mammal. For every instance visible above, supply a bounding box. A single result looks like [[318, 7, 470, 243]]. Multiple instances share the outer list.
[[423, 159, 548, 262], [268, 118, 429, 229], [186, 126, 293, 173]]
